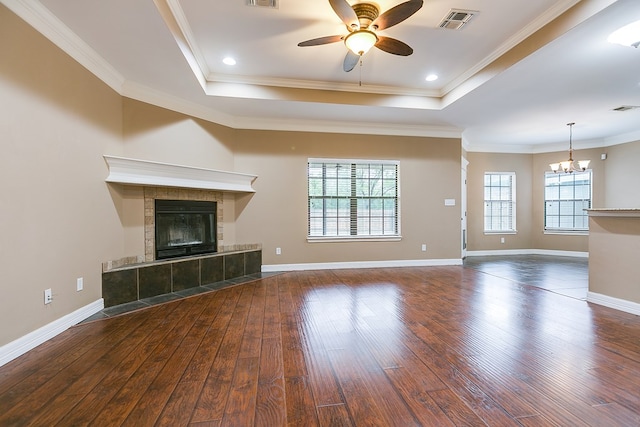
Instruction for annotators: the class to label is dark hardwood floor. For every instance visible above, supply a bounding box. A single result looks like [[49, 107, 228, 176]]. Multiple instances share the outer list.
[[463, 254, 589, 300], [1, 260, 639, 426]]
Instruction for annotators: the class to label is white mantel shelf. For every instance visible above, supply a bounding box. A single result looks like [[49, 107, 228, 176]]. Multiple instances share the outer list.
[[587, 209, 640, 218], [104, 155, 257, 193]]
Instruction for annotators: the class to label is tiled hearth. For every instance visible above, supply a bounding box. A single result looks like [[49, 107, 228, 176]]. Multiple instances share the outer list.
[[101, 248, 262, 309]]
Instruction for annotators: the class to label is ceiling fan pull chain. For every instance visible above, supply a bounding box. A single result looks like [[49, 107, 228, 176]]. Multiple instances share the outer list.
[[359, 58, 363, 86]]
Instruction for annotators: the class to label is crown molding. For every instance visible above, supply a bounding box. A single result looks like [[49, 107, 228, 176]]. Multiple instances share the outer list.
[[464, 134, 637, 154], [2, 0, 125, 93], [233, 116, 462, 139], [603, 129, 640, 148], [121, 81, 236, 128], [122, 81, 458, 138], [206, 73, 442, 98]]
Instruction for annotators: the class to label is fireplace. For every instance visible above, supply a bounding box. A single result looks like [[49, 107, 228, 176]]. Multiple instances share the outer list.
[[155, 199, 217, 260]]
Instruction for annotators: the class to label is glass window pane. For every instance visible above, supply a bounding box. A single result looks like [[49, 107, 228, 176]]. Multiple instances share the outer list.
[[545, 186, 559, 200], [383, 199, 395, 215], [370, 179, 382, 197], [337, 218, 350, 235], [369, 217, 383, 234], [547, 217, 559, 228], [337, 179, 350, 196], [544, 171, 591, 230], [500, 187, 511, 200], [337, 199, 350, 216]]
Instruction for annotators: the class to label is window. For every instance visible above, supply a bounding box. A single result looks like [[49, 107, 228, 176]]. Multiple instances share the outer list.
[[308, 159, 399, 238], [484, 172, 516, 233], [544, 170, 591, 232]]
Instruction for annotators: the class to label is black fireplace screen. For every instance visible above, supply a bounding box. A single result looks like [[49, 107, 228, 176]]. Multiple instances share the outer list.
[[155, 199, 217, 260]]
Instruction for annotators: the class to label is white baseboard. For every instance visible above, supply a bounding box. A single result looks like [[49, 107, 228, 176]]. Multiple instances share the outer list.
[[0, 299, 104, 368], [466, 249, 588, 258], [587, 292, 640, 316], [262, 258, 463, 272]]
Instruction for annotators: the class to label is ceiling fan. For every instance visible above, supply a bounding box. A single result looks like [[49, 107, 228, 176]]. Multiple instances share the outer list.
[[298, 0, 424, 72]]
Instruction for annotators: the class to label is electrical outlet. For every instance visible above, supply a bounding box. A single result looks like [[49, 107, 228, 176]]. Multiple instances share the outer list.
[[77, 277, 83, 291], [44, 288, 52, 304], [276, 247, 281, 255], [421, 244, 427, 252], [500, 237, 505, 244]]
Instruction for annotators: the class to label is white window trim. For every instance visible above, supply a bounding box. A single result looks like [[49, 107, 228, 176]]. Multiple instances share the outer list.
[[307, 158, 401, 241], [483, 171, 517, 234], [307, 236, 402, 243], [543, 230, 589, 236]]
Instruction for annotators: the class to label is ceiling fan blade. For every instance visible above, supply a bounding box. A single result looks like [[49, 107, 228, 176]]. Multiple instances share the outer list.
[[375, 36, 413, 56], [370, 0, 423, 31], [298, 35, 344, 47], [329, 0, 360, 30], [343, 51, 360, 72]]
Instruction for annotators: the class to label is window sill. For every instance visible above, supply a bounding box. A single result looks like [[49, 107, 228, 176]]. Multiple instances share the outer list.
[[544, 230, 589, 236], [483, 231, 517, 235], [307, 236, 402, 243]]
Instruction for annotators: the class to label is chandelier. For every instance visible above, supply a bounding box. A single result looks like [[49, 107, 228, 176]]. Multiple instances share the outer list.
[[549, 122, 590, 173]]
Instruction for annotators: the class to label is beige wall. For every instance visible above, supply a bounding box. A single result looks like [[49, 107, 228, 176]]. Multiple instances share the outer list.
[[467, 145, 613, 253], [233, 131, 462, 265], [1, 6, 124, 345], [589, 216, 640, 304], [466, 152, 534, 251], [603, 139, 640, 208], [121, 99, 236, 169]]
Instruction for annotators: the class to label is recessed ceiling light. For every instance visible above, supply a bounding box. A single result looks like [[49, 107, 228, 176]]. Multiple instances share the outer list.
[[608, 20, 640, 48], [425, 74, 438, 82], [223, 57, 237, 66]]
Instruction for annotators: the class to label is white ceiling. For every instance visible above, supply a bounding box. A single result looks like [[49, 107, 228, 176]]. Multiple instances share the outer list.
[[5, 0, 640, 152]]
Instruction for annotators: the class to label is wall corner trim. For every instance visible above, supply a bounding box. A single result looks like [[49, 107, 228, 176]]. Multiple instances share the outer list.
[[587, 292, 640, 316], [0, 299, 104, 368]]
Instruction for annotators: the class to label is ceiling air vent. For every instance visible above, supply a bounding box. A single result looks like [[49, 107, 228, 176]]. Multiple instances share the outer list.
[[612, 105, 640, 112], [247, 0, 278, 8], [438, 9, 477, 30]]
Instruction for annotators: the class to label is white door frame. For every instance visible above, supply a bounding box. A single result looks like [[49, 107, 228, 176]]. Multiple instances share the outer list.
[[461, 156, 469, 258]]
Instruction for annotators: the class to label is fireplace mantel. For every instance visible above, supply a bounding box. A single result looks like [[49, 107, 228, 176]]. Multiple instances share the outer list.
[[104, 155, 257, 193]]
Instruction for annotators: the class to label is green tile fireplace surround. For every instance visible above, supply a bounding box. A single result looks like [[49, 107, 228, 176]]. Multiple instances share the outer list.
[[101, 248, 262, 308]]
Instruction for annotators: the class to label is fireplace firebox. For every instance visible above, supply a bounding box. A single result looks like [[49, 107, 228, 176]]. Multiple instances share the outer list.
[[155, 199, 217, 260]]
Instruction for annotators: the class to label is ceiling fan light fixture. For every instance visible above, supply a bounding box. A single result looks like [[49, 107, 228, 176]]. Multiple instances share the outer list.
[[344, 30, 378, 56], [608, 19, 640, 48]]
